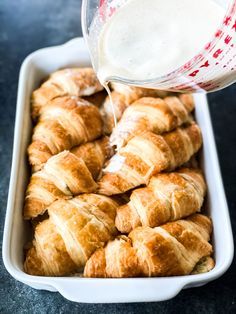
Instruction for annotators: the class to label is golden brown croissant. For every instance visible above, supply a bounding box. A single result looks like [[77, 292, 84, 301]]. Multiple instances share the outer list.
[[84, 214, 213, 278], [111, 82, 171, 102], [71, 136, 114, 180], [101, 83, 172, 134], [32, 67, 103, 119], [110, 95, 194, 149], [24, 151, 97, 219], [98, 123, 202, 195], [28, 96, 103, 172], [24, 194, 119, 276], [116, 168, 206, 233], [24, 219, 77, 276]]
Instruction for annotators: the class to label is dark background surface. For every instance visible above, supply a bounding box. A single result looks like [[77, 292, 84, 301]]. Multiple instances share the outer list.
[[0, 0, 235, 313]]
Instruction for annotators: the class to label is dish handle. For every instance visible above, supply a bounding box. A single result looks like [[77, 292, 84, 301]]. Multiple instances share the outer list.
[[53, 278, 188, 303]]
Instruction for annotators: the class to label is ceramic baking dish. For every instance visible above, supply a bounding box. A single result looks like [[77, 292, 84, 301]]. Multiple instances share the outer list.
[[3, 37, 234, 303]]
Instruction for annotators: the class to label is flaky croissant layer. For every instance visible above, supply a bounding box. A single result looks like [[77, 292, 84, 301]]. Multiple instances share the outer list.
[[116, 168, 207, 233], [110, 94, 195, 149], [24, 194, 120, 276], [71, 136, 113, 180], [28, 96, 103, 172], [24, 137, 113, 220], [84, 214, 213, 278], [32, 67, 103, 119], [24, 151, 97, 219], [101, 82, 172, 134], [98, 123, 202, 195]]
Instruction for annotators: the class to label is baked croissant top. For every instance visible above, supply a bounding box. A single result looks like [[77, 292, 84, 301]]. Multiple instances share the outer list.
[[32, 67, 103, 119], [110, 94, 194, 149], [115, 168, 206, 233], [111, 82, 171, 102], [24, 194, 119, 276], [71, 136, 114, 180], [24, 151, 97, 219], [28, 96, 103, 171], [84, 214, 213, 278], [99, 123, 202, 195], [101, 82, 173, 134]]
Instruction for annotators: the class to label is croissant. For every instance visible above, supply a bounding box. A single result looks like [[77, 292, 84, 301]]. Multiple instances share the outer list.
[[71, 136, 114, 180], [28, 96, 103, 172], [24, 151, 97, 219], [116, 168, 206, 233], [110, 95, 195, 149], [101, 83, 172, 134], [84, 214, 213, 278], [98, 123, 202, 195], [24, 194, 119, 276], [111, 82, 171, 102], [32, 67, 103, 119]]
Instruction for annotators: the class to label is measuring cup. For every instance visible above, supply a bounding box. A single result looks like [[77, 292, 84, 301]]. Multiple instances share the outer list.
[[82, 0, 236, 92]]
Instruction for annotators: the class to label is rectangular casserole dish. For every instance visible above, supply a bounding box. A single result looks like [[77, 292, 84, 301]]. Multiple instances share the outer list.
[[2, 37, 234, 303]]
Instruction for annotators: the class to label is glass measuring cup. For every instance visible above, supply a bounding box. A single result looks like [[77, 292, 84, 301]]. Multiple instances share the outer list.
[[82, 0, 236, 92]]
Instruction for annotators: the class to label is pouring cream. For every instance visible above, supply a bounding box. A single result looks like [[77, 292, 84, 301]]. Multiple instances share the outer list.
[[95, 0, 225, 84]]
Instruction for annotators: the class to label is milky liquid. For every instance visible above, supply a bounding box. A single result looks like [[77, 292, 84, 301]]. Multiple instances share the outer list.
[[103, 82, 117, 128], [96, 0, 225, 84]]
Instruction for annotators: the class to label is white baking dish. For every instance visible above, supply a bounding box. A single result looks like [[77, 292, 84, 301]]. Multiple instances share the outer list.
[[3, 37, 234, 303]]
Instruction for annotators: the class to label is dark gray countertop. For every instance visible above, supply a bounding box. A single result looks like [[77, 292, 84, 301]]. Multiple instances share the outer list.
[[0, 0, 235, 313]]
